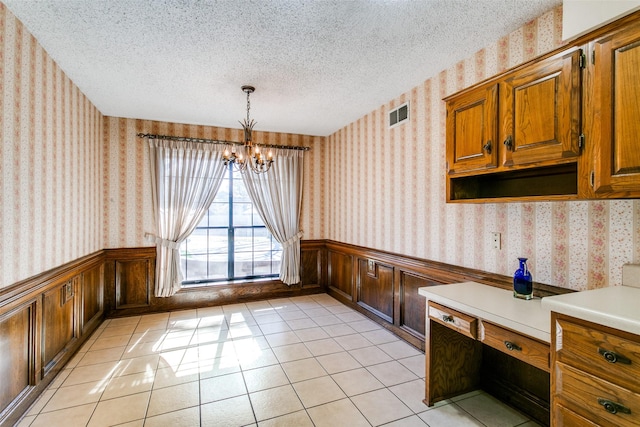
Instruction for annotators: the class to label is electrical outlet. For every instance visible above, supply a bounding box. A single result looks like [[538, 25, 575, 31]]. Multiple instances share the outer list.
[[491, 232, 501, 250]]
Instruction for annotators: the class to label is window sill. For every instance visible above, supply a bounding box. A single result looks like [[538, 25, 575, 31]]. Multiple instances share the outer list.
[[180, 277, 281, 291]]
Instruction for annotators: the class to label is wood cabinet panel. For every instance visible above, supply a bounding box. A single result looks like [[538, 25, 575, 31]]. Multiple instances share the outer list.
[[42, 279, 76, 374], [589, 20, 640, 196], [82, 264, 104, 334], [555, 362, 640, 427], [398, 273, 442, 339], [554, 316, 640, 393], [551, 313, 640, 426], [553, 403, 600, 427], [446, 84, 498, 175], [327, 251, 353, 299], [115, 259, 152, 309], [500, 48, 582, 167], [480, 321, 550, 372], [428, 302, 478, 340], [300, 247, 320, 286], [426, 321, 482, 406], [357, 260, 394, 322], [0, 305, 32, 418]]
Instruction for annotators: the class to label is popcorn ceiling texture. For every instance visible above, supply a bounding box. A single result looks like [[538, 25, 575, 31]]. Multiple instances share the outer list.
[[2, 0, 560, 136]]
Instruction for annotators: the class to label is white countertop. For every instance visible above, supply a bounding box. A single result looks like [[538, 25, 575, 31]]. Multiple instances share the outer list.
[[418, 282, 550, 343], [541, 286, 640, 336]]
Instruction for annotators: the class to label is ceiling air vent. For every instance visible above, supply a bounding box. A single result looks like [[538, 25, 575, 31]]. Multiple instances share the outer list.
[[389, 102, 409, 128]]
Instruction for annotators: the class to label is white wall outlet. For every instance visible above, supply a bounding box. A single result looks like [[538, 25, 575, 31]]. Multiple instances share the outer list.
[[491, 232, 501, 250]]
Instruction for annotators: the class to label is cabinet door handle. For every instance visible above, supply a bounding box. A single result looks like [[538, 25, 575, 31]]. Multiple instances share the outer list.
[[504, 341, 522, 351], [598, 348, 632, 365], [503, 135, 513, 151], [598, 398, 631, 415], [442, 315, 454, 323], [483, 140, 492, 154]]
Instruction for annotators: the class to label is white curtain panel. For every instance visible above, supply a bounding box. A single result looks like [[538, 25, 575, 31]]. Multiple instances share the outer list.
[[241, 148, 304, 285], [148, 139, 227, 297]]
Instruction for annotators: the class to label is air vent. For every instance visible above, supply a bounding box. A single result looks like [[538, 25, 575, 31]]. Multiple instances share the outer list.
[[389, 102, 409, 128]]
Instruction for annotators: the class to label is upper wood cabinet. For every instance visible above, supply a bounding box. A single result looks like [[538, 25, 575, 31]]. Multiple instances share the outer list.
[[584, 19, 640, 198], [500, 48, 582, 168], [445, 48, 583, 202], [445, 10, 640, 202], [446, 84, 498, 175]]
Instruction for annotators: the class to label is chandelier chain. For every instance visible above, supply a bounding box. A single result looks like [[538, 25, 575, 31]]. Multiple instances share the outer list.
[[246, 89, 251, 124]]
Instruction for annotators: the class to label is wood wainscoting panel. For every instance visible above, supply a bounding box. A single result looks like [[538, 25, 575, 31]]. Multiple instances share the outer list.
[[0, 251, 105, 427], [104, 246, 325, 317], [357, 259, 394, 323], [0, 302, 36, 424], [81, 264, 104, 335], [327, 250, 353, 300], [398, 272, 446, 340], [115, 258, 153, 309], [42, 279, 77, 376], [300, 241, 325, 287]]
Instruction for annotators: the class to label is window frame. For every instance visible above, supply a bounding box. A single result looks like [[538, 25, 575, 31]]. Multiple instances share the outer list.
[[180, 164, 281, 285]]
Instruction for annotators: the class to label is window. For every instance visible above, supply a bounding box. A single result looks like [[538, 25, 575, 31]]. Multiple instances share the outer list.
[[180, 164, 282, 284]]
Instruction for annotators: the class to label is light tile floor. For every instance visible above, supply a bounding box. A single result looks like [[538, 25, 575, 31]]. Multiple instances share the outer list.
[[18, 294, 541, 427]]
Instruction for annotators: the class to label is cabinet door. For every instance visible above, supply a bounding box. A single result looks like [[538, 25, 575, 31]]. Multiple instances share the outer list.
[[590, 21, 640, 196], [446, 84, 498, 175], [500, 48, 582, 168]]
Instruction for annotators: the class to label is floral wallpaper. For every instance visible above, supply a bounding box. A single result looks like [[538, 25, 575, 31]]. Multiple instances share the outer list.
[[0, 4, 103, 289], [2, 3, 639, 292], [102, 117, 326, 249], [324, 6, 640, 290]]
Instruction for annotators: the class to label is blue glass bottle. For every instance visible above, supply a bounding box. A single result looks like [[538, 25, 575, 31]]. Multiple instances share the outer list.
[[513, 257, 533, 300]]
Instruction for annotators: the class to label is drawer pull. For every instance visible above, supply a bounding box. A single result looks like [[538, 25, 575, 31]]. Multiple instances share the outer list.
[[598, 348, 631, 365], [504, 341, 522, 352], [598, 398, 631, 415], [442, 315, 454, 323]]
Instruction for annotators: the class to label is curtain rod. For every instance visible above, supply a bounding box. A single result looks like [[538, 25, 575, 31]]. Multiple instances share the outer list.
[[137, 133, 310, 151]]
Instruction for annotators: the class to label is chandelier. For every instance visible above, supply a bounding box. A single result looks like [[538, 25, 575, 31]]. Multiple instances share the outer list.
[[223, 85, 274, 174]]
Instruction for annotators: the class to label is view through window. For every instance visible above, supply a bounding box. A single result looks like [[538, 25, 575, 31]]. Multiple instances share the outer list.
[[180, 165, 282, 284]]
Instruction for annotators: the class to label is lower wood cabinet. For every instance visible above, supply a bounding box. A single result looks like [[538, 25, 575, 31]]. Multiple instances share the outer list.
[[426, 299, 551, 425], [551, 313, 640, 426]]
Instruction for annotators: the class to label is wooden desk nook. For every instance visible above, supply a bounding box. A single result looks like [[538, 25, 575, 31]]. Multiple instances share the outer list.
[[419, 282, 551, 425]]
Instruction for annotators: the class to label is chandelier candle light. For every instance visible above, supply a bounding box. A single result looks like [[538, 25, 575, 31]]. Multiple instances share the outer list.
[[223, 85, 274, 174]]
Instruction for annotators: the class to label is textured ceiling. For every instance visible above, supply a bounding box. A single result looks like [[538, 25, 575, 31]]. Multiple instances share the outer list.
[[3, 0, 561, 136]]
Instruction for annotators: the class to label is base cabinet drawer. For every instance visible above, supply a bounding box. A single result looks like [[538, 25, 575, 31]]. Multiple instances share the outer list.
[[428, 301, 477, 339], [481, 321, 550, 372], [555, 361, 640, 427], [555, 317, 640, 393], [553, 404, 599, 427]]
